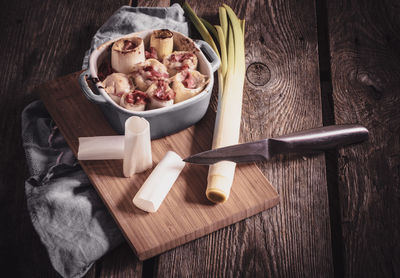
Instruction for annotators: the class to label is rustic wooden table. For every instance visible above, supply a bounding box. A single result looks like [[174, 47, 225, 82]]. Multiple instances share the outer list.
[[1, 0, 399, 277]]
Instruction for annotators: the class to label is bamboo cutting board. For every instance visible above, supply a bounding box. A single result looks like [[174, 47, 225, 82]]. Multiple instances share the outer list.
[[38, 71, 279, 260]]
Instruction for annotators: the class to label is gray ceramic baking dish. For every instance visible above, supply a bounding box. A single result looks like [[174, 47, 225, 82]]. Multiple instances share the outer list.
[[79, 29, 220, 139]]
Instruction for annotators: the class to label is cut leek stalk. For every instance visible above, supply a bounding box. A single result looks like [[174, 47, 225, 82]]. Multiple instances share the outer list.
[[150, 29, 174, 60], [132, 151, 185, 212], [111, 37, 145, 74], [123, 116, 152, 177], [78, 136, 124, 160], [184, 2, 246, 203]]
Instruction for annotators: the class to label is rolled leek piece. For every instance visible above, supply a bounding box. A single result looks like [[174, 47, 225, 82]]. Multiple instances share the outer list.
[[78, 136, 124, 160], [163, 51, 198, 76], [123, 116, 152, 177], [146, 80, 176, 109], [150, 29, 174, 61], [131, 58, 169, 91], [111, 37, 145, 74], [120, 90, 149, 111], [102, 73, 133, 103], [172, 69, 209, 103], [132, 151, 185, 212]]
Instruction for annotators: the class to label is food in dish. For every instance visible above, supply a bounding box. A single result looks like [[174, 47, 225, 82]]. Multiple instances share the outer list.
[[172, 69, 209, 103], [131, 58, 169, 91], [120, 90, 149, 111], [149, 29, 173, 60], [146, 80, 176, 109], [102, 73, 133, 103], [100, 29, 208, 112], [111, 37, 145, 74], [163, 51, 198, 76]]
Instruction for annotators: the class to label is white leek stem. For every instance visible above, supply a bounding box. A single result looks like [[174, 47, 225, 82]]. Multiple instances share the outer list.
[[78, 136, 124, 160], [123, 116, 152, 177], [132, 151, 185, 212], [207, 6, 246, 203]]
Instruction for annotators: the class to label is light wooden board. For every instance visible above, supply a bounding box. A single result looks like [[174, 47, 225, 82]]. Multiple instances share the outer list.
[[38, 71, 279, 260]]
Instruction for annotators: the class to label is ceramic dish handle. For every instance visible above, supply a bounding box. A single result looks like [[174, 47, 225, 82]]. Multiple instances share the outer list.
[[195, 40, 220, 73], [79, 69, 107, 105]]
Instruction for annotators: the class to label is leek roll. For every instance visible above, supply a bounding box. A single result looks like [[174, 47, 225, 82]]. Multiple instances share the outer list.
[[131, 59, 169, 91], [146, 80, 176, 109], [163, 51, 198, 76], [120, 90, 149, 111], [102, 73, 133, 103], [172, 70, 209, 103], [123, 116, 152, 177], [132, 151, 185, 212], [111, 37, 145, 74], [78, 136, 124, 160], [150, 29, 174, 61]]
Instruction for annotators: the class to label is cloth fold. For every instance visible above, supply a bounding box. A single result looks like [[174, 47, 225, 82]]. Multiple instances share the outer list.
[[22, 4, 189, 278]]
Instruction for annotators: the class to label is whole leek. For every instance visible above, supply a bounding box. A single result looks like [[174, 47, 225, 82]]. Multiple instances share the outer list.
[[183, 2, 246, 203]]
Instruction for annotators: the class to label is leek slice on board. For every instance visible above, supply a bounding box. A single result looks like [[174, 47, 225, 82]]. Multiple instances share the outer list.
[[133, 151, 185, 212], [123, 116, 152, 177]]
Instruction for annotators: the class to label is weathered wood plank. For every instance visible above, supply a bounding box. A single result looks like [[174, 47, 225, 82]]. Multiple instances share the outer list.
[[327, 0, 400, 277], [0, 0, 139, 277], [154, 0, 334, 277], [98, 245, 142, 278]]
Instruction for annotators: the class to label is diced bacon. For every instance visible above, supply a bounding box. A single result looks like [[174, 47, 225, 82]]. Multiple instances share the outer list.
[[153, 81, 175, 101], [143, 65, 168, 81], [181, 71, 196, 89], [125, 90, 149, 105], [145, 47, 158, 60], [177, 64, 189, 71], [169, 53, 194, 63], [115, 91, 124, 97], [123, 40, 138, 51]]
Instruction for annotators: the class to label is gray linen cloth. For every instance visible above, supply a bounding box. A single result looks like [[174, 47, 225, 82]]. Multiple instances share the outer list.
[[22, 4, 189, 278]]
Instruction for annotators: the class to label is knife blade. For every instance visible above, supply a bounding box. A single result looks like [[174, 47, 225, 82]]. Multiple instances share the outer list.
[[183, 124, 369, 165]]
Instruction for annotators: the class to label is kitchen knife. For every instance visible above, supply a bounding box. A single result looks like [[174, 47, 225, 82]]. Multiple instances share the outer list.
[[183, 124, 368, 165]]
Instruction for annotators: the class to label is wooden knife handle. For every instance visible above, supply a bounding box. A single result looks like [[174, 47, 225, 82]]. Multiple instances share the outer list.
[[269, 124, 369, 155]]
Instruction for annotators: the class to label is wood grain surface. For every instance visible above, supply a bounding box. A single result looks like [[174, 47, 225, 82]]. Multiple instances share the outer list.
[[327, 0, 400, 277], [38, 71, 279, 260], [154, 0, 334, 277], [0, 0, 139, 277], [1, 0, 399, 277]]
